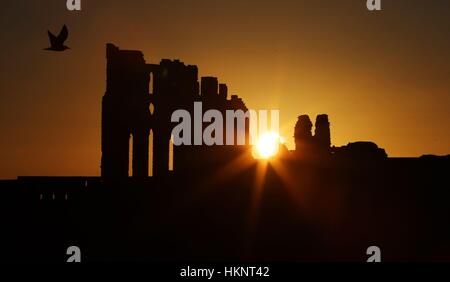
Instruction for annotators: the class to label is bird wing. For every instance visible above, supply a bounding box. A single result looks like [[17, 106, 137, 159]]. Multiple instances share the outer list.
[[57, 25, 69, 43], [47, 31, 58, 46]]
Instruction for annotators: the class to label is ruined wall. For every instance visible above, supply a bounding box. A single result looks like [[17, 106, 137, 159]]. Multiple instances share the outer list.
[[101, 44, 151, 178], [101, 44, 250, 179]]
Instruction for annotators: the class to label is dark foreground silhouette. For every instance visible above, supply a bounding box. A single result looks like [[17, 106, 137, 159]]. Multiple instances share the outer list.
[[0, 155, 449, 262]]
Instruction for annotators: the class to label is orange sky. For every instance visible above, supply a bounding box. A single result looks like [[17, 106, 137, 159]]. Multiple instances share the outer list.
[[0, 0, 449, 179]]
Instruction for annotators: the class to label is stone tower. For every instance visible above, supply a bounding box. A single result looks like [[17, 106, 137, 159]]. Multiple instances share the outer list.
[[294, 115, 313, 153], [314, 114, 331, 150], [101, 44, 151, 178]]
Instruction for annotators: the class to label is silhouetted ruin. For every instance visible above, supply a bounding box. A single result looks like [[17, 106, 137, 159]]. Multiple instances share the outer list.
[[294, 115, 314, 154], [314, 114, 331, 153], [102, 44, 250, 179], [294, 114, 332, 159], [293, 114, 387, 161]]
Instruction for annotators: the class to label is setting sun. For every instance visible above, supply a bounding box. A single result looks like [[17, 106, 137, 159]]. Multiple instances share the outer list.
[[254, 132, 285, 159]]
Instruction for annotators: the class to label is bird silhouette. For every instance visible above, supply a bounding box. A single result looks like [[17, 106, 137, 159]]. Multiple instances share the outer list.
[[44, 25, 70, 51]]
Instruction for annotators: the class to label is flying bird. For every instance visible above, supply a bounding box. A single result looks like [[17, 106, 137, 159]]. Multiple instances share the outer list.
[[44, 25, 70, 51]]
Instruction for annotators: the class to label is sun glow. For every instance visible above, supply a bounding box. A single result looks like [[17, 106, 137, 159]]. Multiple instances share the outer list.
[[254, 131, 285, 159]]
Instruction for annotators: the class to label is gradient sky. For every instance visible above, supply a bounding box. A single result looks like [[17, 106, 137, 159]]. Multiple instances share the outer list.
[[0, 0, 449, 178]]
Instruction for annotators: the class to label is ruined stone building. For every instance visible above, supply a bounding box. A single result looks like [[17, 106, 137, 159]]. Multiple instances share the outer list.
[[101, 44, 249, 178], [294, 114, 388, 160], [294, 114, 331, 158]]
